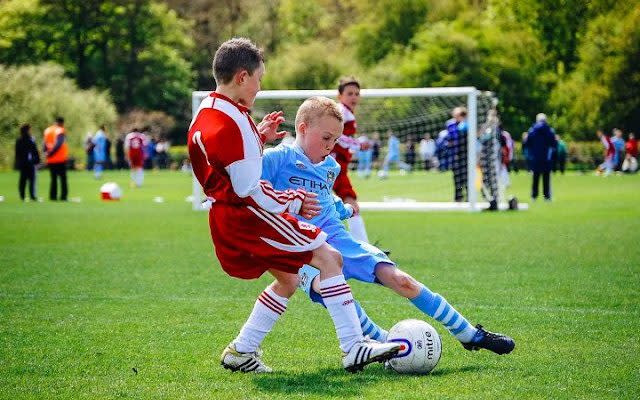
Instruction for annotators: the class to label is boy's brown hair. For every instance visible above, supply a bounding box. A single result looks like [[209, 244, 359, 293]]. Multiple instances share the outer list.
[[295, 96, 343, 129], [337, 76, 360, 94], [213, 38, 264, 85]]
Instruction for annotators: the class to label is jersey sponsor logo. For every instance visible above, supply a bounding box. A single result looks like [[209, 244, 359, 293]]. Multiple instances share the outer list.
[[299, 271, 309, 289], [297, 221, 316, 232], [289, 176, 329, 193], [326, 170, 335, 184]]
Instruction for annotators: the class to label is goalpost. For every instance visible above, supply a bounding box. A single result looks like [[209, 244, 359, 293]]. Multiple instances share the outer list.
[[190, 87, 509, 212]]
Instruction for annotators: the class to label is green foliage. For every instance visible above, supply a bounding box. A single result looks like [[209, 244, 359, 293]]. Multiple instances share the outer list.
[[263, 40, 345, 90], [550, 4, 640, 139], [1, 0, 638, 143], [347, 0, 429, 65], [0, 63, 117, 169], [364, 13, 547, 135], [0, 0, 194, 118]]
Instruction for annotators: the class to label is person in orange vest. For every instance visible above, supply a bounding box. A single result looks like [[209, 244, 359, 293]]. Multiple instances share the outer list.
[[43, 116, 69, 201]]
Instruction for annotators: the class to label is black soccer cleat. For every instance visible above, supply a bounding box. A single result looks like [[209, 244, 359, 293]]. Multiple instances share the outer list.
[[462, 324, 515, 355]]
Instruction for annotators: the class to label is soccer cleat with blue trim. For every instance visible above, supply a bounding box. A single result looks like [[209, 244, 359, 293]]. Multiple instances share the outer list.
[[462, 324, 515, 355], [343, 337, 401, 373], [220, 343, 272, 373]]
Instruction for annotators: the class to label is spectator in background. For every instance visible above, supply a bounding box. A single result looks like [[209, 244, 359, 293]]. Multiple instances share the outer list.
[[92, 125, 107, 179], [419, 134, 436, 170], [596, 129, 614, 177], [554, 135, 567, 174], [611, 128, 625, 172], [435, 129, 450, 171], [126, 127, 147, 187], [525, 113, 557, 201], [371, 131, 381, 170], [14, 124, 40, 201], [499, 129, 514, 186], [115, 133, 127, 169], [521, 132, 531, 172], [444, 107, 468, 202], [155, 137, 170, 169], [105, 133, 112, 169], [356, 132, 373, 178], [404, 138, 416, 172], [143, 127, 155, 169], [623, 133, 638, 173], [478, 110, 500, 210], [84, 133, 94, 171], [43, 117, 69, 201], [378, 130, 409, 178]]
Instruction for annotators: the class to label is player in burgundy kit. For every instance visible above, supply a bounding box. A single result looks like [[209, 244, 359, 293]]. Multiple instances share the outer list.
[[332, 77, 371, 243], [187, 38, 399, 373], [125, 128, 147, 187]]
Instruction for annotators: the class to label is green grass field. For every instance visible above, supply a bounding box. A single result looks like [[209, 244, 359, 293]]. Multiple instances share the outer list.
[[1, 169, 639, 399]]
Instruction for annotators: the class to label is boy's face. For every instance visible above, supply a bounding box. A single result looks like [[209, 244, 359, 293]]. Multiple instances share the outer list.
[[338, 84, 360, 110], [297, 115, 342, 162], [237, 61, 265, 108]]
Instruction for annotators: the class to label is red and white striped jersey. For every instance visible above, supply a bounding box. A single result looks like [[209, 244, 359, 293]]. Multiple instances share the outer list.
[[336, 103, 360, 151], [125, 131, 147, 151], [187, 92, 305, 213]]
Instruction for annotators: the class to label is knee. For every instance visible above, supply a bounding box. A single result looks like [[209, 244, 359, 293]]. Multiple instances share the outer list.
[[312, 245, 343, 274], [395, 273, 417, 291], [391, 272, 421, 297], [273, 275, 299, 298]]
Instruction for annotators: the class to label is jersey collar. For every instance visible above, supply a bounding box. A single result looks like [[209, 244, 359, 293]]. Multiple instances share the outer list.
[[210, 91, 250, 113]]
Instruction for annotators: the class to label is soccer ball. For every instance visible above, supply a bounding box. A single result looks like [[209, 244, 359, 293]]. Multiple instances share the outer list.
[[387, 319, 442, 374]]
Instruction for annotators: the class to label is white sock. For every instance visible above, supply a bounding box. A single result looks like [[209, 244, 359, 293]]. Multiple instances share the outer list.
[[136, 169, 144, 187], [234, 288, 288, 353], [348, 214, 369, 243], [319, 275, 363, 353]]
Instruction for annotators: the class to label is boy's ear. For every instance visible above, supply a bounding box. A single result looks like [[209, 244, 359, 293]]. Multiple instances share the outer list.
[[297, 122, 307, 136], [234, 69, 249, 85]]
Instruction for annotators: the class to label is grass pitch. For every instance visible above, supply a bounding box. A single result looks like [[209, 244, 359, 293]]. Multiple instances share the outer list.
[[0, 169, 638, 399]]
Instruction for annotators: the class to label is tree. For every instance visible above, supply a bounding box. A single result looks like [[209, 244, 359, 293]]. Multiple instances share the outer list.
[[0, 0, 194, 116], [0, 63, 117, 168], [550, 4, 640, 139]]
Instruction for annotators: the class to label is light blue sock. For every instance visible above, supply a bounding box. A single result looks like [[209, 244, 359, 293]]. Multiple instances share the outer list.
[[354, 301, 388, 341], [410, 285, 477, 343]]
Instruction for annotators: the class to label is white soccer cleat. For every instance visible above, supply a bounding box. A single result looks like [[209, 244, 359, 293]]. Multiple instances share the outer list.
[[342, 337, 401, 373], [220, 343, 272, 373]]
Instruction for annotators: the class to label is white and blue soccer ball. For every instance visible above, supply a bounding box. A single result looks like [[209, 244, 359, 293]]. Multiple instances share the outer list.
[[387, 319, 442, 374]]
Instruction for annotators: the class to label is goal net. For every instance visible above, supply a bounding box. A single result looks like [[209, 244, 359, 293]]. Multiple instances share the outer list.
[[190, 87, 503, 211]]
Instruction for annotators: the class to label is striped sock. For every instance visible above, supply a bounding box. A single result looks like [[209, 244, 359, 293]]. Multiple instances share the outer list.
[[410, 285, 477, 343], [234, 287, 288, 353], [320, 274, 363, 352], [354, 301, 388, 341]]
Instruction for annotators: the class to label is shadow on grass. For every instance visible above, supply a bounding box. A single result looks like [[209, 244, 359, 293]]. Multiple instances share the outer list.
[[252, 364, 483, 397]]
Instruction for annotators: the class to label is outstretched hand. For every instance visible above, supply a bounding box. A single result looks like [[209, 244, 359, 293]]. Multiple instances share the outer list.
[[258, 111, 288, 143], [343, 196, 360, 215], [299, 191, 321, 220]]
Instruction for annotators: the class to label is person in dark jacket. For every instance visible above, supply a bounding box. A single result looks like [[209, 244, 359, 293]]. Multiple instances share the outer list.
[[14, 124, 41, 201], [524, 113, 557, 201]]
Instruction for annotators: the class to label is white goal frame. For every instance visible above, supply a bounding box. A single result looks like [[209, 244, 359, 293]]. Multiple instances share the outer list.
[[191, 87, 482, 211]]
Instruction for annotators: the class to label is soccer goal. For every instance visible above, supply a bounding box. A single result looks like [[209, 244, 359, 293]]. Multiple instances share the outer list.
[[190, 87, 513, 212]]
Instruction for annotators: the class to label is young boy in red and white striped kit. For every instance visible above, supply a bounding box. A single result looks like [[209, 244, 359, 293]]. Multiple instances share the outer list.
[[187, 38, 400, 373]]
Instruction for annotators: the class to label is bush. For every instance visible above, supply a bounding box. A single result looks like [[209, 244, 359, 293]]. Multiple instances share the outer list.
[[0, 63, 117, 169]]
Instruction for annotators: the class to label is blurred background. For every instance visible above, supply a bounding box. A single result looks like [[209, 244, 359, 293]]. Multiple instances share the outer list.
[[0, 0, 638, 170]]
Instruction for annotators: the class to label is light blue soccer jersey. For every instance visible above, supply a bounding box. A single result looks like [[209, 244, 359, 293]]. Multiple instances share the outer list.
[[262, 143, 344, 228], [262, 143, 393, 286]]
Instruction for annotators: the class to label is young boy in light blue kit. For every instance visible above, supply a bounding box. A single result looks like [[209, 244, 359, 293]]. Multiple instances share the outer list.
[[262, 96, 515, 355]]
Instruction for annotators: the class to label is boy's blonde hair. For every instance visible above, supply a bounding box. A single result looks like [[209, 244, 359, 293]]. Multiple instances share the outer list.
[[295, 96, 343, 129]]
